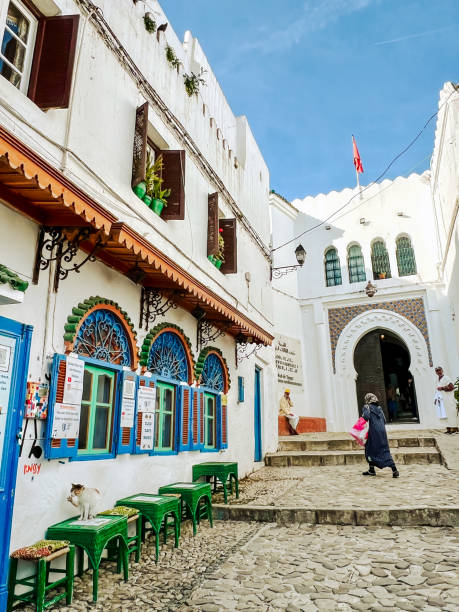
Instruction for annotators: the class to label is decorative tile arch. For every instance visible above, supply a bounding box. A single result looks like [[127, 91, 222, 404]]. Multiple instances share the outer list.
[[140, 322, 194, 384], [195, 347, 230, 393], [63, 296, 139, 368]]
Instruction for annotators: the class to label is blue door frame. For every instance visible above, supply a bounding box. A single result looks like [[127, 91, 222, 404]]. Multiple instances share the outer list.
[[0, 316, 32, 610], [254, 367, 262, 462]]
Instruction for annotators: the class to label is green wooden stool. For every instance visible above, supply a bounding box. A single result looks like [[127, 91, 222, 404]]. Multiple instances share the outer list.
[[7, 541, 75, 612], [116, 494, 181, 563], [158, 482, 213, 536], [192, 462, 239, 504], [46, 515, 129, 602], [99, 506, 142, 564]]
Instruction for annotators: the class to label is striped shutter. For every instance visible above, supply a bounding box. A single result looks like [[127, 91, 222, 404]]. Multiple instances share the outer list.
[[116, 371, 137, 455], [134, 376, 156, 454], [217, 394, 228, 450], [178, 385, 193, 451], [44, 354, 78, 460], [191, 388, 204, 450], [131, 102, 148, 188]]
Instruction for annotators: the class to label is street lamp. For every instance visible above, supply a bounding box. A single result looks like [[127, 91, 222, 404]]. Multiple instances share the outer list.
[[271, 244, 306, 278]]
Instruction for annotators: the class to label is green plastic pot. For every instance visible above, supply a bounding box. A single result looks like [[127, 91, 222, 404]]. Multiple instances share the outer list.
[[215, 259, 223, 270], [207, 254, 216, 264], [142, 194, 152, 207], [151, 199, 165, 216], [133, 181, 146, 199]]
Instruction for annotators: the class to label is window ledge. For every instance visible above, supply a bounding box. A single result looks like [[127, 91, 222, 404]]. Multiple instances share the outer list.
[[34, 0, 61, 17]]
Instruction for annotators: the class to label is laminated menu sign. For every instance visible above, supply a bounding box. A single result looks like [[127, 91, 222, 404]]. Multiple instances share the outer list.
[[52, 403, 80, 439], [140, 412, 154, 450], [120, 397, 135, 428], [137, 385, 156, 413], [63, 355, 85, 406], [0, 335, 16, 468]]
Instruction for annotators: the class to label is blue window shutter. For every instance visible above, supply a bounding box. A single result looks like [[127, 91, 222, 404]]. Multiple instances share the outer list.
[[191, 388, 204, 450], [134, 375, 156, 455], [178, 385, 192, 451], [216, 394, 228, 450], [116, 371, 138, 455], [44, 353, 79, 460], [238, 376, 244, 403]]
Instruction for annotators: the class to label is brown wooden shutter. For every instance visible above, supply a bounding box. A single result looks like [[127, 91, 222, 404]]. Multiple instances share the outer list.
[[220, 218, 237, 274], [207, 192, 219, 257], [199, 392, 204, 443], [160, 150, 185, 220], [131, 102, 149, 188], [28, 15, 79, 110], [222, 404, 228, 446]]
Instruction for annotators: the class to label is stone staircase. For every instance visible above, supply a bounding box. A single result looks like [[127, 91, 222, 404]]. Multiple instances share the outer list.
[[265, 433, 441, 467]]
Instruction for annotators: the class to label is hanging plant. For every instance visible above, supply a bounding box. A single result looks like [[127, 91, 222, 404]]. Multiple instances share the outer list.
[[217, 228, 225, 263], [183, 68, 207, 97], [165, 45, 180, 69], [143, 12, 156, 33]]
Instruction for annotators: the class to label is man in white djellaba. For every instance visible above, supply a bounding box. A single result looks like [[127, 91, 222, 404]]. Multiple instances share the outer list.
[[434, 366, 458, 434]]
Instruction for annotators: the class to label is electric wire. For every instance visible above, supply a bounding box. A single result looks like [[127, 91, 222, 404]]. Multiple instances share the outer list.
[[272, 86, 458, 253]]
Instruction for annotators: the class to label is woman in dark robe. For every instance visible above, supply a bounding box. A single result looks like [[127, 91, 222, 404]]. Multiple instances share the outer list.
[[362, 393, 399, 478]]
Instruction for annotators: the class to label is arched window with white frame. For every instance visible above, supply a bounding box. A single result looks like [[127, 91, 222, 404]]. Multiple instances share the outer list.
[[324, 247, 342, 287], [347, 244, 366, 283], [371, 239, 391, 280], [396, 235, 417, 276]]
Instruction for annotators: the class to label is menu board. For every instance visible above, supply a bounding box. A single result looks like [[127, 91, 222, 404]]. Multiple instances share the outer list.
[[0, 335, 16, 473]]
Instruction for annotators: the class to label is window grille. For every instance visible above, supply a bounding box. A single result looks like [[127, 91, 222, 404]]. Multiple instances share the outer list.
[[348, 245, 366, 283], [325, 248, 342, 287], [396, 236, 417, 276], [371, 241, 391, 279]]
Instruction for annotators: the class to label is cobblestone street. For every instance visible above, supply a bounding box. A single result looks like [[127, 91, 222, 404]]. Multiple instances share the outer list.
[[28, 520, 459, 611]]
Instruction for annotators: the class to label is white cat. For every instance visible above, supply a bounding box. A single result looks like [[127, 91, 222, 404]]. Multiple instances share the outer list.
[[67, 483, 101, 520]]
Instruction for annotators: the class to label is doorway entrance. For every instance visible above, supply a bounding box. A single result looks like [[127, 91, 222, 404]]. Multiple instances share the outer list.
[[354, 328, 419, 423], [0, 316, 32, 610]]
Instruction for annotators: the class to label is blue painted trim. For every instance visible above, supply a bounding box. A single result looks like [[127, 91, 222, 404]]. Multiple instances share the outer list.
[[73, 452, 116, 461], [0, 316, 33, 611], [254, 366, 262, 462]]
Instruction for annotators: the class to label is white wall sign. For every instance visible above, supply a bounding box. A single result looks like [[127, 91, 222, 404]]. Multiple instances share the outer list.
[[275, 334, 304, 390], [120, 397, 135, 428], [63, 355, 85, 406], [137, 386, 156, 413], [140, 412, 154, 450], [52, 403, 80, 439]]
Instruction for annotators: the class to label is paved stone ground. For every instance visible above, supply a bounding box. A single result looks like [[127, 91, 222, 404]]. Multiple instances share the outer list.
[[211, 465, 459, 510], [29, 521, 459, 611]]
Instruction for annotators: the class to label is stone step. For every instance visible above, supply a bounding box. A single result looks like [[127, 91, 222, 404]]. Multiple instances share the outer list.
[[277, 436, 436, 452], [265, 447, 441, 467], [213, 504, 459, 527]]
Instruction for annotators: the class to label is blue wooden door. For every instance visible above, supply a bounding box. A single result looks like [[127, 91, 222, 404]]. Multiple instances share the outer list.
[[254, 367, 262, 462], [0, 316, 32, 610]]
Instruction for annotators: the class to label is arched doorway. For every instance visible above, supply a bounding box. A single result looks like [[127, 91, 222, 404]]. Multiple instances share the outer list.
[[354, 329, 419, 423]]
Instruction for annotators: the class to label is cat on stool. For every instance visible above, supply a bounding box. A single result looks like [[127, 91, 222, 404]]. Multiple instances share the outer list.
[[67, 484, 101, 520]]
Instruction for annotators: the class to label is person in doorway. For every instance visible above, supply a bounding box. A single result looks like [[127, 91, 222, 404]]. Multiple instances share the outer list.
[[434, 366, 458, 434], [361, 393, 399, 478], [386, 384, 397, 422], [279, 389, 299, 435]]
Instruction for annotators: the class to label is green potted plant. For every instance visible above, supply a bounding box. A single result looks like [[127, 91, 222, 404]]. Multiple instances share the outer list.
[[183, 68, 206, 97], [166, 45, 180, 69], [144, 152, 171, 216], [215, 228, 225, 269], [143, 12, 156, 33]]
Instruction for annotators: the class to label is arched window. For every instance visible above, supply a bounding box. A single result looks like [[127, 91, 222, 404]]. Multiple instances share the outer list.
[[148, 331, 189, 382], [74, 309, 132, 366], [396, 236, 417, 276], [371, 240, 391, 280], [348, 244, 366, 283], [324, 247, 342, 287]]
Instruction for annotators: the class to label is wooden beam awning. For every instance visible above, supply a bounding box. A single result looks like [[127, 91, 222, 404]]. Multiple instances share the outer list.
[[0, 126, 273, 346], [0, 126, 115, 234], [98, 223, 274, 345]]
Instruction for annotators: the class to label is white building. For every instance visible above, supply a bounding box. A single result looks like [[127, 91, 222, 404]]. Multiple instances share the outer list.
[[271, 82, 459, 433], [0, 0, 276, 599]]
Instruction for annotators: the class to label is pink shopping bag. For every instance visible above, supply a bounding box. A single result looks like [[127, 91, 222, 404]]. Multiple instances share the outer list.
[[349, 416, 369, 447]]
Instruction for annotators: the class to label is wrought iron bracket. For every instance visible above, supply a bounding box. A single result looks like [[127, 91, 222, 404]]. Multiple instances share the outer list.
[[236, 341, 264, 367], [271, 264, 302, 279], [197, 318, 228, 353], [33, 226, 102, 292], [140, 287, 178, 329]]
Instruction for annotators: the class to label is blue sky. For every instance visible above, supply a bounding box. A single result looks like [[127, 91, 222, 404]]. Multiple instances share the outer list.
[[163, 1, 458, 200]]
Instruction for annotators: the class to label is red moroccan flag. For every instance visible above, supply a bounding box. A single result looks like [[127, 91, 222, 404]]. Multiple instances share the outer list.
[[352, 135, 364, 174]]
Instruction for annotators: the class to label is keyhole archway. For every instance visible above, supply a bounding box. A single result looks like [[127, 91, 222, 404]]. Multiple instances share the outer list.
[[354, 329, 419, 423]]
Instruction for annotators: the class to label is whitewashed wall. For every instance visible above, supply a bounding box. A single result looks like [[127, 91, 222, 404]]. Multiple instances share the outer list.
[[0, 0, 277, 550], [271, 160, 459, 430]]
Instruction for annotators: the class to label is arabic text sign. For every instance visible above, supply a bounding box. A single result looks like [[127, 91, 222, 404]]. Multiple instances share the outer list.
[[275, 334, 304, 389]]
